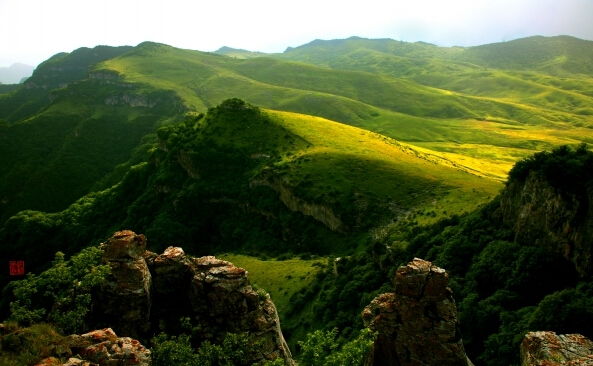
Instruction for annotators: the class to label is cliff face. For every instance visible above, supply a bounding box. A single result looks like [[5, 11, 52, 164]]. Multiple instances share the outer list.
[[500, 171, 593, 275], [362, 258, 472, 366], [92, 230, 293, 365], [250, 175, 346, 232]]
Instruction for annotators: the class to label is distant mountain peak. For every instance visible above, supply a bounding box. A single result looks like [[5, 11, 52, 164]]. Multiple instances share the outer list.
[[0, 63, 35, 84]]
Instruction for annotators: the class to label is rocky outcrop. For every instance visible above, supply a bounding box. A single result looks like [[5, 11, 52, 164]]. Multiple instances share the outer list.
[[92, 231, 294, 365], [500, 172, 593, 276], [104, 94, 157, 107], [94, 231, 152, 340], [362, 258, 471, 366], [250, 174, 345, 232], [521, 331, 593, 365], [35, 328, 151, 366], [93, 230, 152, 338]]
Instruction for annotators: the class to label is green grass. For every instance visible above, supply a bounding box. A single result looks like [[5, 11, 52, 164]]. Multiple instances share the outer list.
[[89, 39, 593, 187], [218, 254, 325, 317]]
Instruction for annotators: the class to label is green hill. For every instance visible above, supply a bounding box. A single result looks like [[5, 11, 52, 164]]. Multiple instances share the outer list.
[[3, 36, 593, 229], [0, 99, 500, 294], [0, 45, 181, 224]]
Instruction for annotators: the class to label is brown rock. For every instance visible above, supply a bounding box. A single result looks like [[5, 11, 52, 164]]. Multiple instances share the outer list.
[[35, 357, 62, 366], [189, 257, 293, 365], [89, 231, 294, 366], [152, 246, 192, 295], [100, 230, 147, 260], [521, 331, 593, 366], [362, 258, 471, 366], [94, 232, 152, 339], [61, 358, 97, 366]]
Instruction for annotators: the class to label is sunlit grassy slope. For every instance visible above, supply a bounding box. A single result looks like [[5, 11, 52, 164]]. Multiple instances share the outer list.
[[219, 254, 324, 317], [194, 102, 502, 227], [96, 38, 593, 182]]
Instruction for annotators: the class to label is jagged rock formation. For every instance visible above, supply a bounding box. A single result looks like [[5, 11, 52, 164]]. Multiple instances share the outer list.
[[35, 328, 151, 366], [94, 231, 152, 339], [92, 230, 293, 365], [362, 258, 472, 366], [521, 331, 593, 365], [500, 171, 593, 276]]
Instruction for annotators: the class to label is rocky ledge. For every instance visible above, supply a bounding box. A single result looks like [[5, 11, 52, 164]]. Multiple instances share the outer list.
[[362, 258, 472, 366], [90, 230, 293, 365]]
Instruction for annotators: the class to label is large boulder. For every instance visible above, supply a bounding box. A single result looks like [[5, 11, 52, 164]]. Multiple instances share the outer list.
[[362, 258, 472, 366], [521, 331, 593, 366], [93, 231, 152, 339]]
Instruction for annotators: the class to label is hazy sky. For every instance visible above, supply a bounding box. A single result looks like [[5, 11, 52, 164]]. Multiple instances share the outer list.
[[1, 0, 593, 67]]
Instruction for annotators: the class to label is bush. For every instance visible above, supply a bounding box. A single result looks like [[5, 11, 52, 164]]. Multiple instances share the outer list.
[[8, 246, 110, 333]]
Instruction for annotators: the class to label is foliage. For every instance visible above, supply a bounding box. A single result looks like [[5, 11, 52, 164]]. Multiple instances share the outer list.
[[297, 328, 375, 366], [507, 143, 593, 196], [7, 246, 110, 334], [151, 322, 285, 366]]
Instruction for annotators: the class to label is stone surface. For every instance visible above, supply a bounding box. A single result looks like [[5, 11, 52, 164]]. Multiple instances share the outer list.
[[500, 171, 593, 276], [90, 231, 294, 366], [521, 331, 593, 366], [36, 329, 149, 366], [362, 258, 471, 366], [93, 231, 152, 339], [78, 329, 151, 366], [35, 358, 63, 366]]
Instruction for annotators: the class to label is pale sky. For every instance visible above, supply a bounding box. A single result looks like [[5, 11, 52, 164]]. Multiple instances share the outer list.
[[1, 0, 593, 67]]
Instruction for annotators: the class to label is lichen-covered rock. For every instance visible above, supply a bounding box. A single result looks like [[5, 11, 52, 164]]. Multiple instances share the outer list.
[[362, 258, 472, 366], [521, 331, 593, 366], [500, 172, 593, 276], [78, 329, 151, 366], [90, 231, 294, 366], [35, 357, 64, 366], [36, 329, 149, 366], [94, 231, 152, 339], [189, 255, 294, 365]]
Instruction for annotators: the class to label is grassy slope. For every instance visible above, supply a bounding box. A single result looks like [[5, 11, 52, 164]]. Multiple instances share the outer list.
[[219, 254, 324, 318], [266, 109, 500, 223], [276, 36, 593, 178], [93, 39, 593, 183]]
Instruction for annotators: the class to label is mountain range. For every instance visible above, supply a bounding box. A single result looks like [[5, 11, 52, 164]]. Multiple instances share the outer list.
[[1, 35, 593, 366], [0, 63, 35, 84]]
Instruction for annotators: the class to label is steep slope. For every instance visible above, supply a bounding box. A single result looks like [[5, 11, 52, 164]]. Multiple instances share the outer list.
[[0, 45, 133, 123]]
